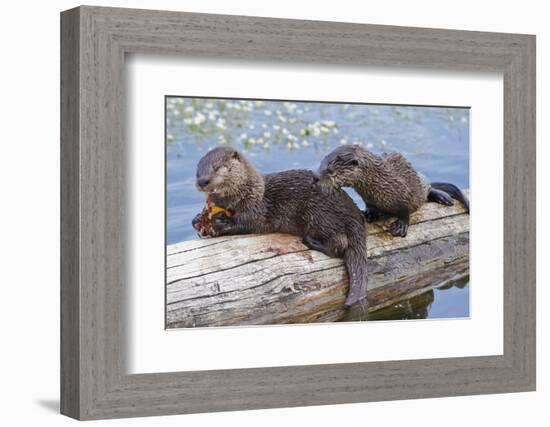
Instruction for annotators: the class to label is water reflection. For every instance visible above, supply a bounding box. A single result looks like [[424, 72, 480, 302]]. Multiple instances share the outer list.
[[352, 278, 470, 321]]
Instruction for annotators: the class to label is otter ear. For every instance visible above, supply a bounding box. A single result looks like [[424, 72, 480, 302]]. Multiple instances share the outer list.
[[349, 158, 359, 167], [231, 151, 240, 161]]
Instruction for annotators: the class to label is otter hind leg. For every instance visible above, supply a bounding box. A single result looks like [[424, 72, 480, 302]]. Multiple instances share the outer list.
[[303, 233, 348, 258], [303, 235, 336, 258], [428, 188, 454, 206], [388, 213, 410, 237], [364, 204, 386, 223]]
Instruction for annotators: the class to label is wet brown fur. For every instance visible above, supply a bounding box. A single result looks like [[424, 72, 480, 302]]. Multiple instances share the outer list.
[[318, 145, 469, 237], [193, 146, 369, 307]]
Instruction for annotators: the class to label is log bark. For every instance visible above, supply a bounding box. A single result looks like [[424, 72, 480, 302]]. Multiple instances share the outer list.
[[167, 192, 469, 328]]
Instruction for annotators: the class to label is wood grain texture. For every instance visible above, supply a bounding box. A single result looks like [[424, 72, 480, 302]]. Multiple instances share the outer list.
[[166, 199, 469, 328], [60, 6, 536, 420], [60, 7, 80, 419]]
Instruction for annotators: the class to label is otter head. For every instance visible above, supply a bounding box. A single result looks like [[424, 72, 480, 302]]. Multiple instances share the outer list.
[[318, 144, 363, 189], [195, 146, 252, 198]]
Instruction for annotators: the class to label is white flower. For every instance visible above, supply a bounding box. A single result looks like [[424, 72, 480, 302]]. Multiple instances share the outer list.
[[240, 133, 247, 140], [193, 112, 206, 125], [284, 102, 297, 112], [340, 138, 347, 145], [263, 132, 271, 139]]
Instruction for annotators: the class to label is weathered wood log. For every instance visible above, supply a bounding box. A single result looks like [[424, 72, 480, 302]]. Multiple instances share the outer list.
[[167, 192, 469, 328]]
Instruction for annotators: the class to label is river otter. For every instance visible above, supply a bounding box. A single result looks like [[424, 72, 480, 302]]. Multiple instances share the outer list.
[[192, 146, 369, 307], [318, 145, 469, 237]]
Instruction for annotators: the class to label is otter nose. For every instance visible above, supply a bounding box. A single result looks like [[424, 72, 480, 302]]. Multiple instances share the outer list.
[[197, 177, 210, 188]]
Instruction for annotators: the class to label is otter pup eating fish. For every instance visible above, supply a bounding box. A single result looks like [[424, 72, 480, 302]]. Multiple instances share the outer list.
[[318, 144, 469, 237], [192, 146, 369, 307]]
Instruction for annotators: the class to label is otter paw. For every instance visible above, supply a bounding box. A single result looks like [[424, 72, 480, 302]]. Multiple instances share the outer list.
[[364, 207, 381, 223], [388, 219, 408, 237], [303, 235, 329, 256], [192, 212, 204, 231], [211, 214, 234, 234], [433, 193, 453, 206], [428, 188, 454, 206]]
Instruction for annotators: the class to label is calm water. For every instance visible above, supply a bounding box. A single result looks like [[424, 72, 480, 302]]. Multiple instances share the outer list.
[[365, 279, 470, 321], [166, 97, 470, 320]]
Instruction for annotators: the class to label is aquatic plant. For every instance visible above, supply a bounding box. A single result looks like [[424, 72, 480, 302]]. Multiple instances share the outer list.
[[166, 97, 469, 157]]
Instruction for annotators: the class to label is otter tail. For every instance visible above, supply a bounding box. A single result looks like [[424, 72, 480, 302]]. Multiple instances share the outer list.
[[343, 229, 369, 307], [430, 182, 470, 212]]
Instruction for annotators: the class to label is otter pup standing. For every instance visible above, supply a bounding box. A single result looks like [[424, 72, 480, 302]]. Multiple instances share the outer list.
[[318, 145, 469, 237], [192, 146, 368, 307]]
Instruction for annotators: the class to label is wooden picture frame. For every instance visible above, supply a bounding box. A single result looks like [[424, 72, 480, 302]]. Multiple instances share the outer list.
[[60, 6, 536, 420]]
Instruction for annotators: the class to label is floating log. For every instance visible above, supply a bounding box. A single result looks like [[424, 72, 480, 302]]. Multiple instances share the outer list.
[[166, 192, 469, 328]]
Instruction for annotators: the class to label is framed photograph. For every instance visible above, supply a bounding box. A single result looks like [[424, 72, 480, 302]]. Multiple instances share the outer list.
[[61, 6, 535, 420]]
